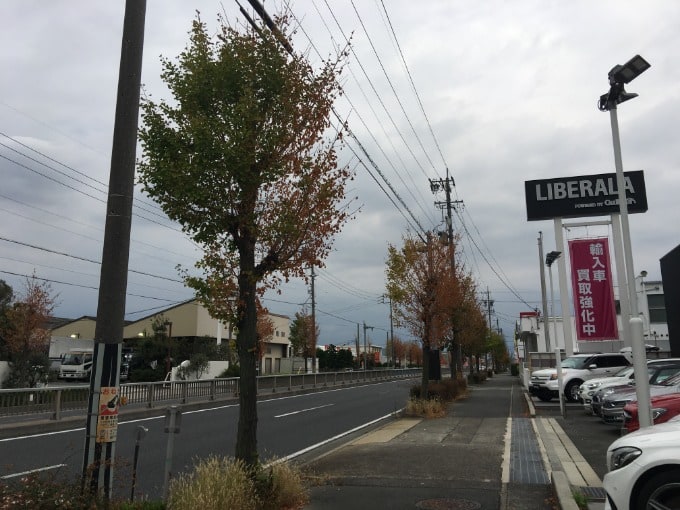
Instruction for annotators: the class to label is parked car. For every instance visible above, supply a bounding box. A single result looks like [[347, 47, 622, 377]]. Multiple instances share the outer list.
[[529, 353, 631, 403], [579, 366, 635, 414], [623, 392, 680, 433], [603, 416, 680, 510], [588, 359, 680, 416], [600, 368, 680, 425]]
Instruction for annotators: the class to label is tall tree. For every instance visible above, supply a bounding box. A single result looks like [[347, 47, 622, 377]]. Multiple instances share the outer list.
[[385, 233, 458, 398], [138, 13, 351, 467]]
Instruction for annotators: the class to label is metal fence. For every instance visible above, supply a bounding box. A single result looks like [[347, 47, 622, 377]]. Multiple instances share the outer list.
[[0, 368, 420, 420]]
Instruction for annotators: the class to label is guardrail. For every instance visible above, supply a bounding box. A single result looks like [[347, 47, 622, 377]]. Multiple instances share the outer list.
[[0, 368, 421, 420]]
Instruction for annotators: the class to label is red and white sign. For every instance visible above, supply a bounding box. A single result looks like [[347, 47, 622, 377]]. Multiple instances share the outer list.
[[569, 238, 618, 341]]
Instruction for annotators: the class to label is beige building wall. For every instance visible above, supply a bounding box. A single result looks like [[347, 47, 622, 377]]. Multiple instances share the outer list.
[[51, 300, 291, 374], [51, 317, 97, 339]]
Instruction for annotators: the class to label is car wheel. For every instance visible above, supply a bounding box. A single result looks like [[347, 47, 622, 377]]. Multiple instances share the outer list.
[[537, 391, 552, 402], [565, 381, 581, 403], [635, 469, 680, 510]]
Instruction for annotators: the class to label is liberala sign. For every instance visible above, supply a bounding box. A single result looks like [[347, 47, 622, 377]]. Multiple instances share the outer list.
[[525, 170, 647, 221]]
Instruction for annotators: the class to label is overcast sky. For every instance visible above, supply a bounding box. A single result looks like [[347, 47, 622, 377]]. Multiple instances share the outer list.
[[1, 1, 679, 352]]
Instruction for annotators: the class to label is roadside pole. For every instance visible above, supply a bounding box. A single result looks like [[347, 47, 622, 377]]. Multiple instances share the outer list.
[[81, 0, 146, 497], [555, 348, 565, 418]]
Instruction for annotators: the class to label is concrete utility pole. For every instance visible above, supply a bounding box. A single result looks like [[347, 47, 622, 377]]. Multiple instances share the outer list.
[[82, 0, 146, 497], [310, 265, 316, 373], [430, 169, 462, 371]]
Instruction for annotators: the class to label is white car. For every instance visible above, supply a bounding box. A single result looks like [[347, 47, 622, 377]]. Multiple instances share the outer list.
[[529, 353, 631, 402], [603, 416, 680, 510]]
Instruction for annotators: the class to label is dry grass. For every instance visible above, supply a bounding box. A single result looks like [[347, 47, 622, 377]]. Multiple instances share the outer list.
[[167, 455, 308, 510], [259, 461, 309, 510], [404, 397, 446, 418], [168, 456, 258, 510]]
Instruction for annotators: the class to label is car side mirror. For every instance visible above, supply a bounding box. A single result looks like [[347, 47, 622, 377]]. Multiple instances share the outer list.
[[589, 364, 597, 369]]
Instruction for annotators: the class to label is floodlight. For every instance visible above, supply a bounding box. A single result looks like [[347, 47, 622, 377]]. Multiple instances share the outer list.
[[545, 251, 561, 267], [609, 55, 651, 85]]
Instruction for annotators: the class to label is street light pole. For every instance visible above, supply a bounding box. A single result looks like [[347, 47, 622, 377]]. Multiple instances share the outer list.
[[599, 54, 652, 428], [538, 232, 551, 351], [546, 251, 562, 350]]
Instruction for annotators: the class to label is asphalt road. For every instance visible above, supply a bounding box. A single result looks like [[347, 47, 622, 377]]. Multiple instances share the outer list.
[[0, 378, 415, 500]]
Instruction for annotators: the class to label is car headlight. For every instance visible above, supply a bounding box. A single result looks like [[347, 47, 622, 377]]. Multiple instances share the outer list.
[[652, 408, 668, 421], [587, 382, 601, 390], [609, 446, 642, 471], [550, 374, 558, 380]]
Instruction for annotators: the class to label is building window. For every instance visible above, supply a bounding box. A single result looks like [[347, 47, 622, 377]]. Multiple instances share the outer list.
[[280, 331, 286, 337], [648, 294, 667, 323]]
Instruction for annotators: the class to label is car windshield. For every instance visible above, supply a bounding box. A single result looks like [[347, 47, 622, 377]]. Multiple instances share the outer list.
[[560, 356, 592, 369], [614, 366, 634, 377], [62, 353, 92, 365], [659, 371, 680, 386]]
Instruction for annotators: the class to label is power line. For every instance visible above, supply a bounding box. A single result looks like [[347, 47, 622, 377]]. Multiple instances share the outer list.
[[0, 236, 184, 283]]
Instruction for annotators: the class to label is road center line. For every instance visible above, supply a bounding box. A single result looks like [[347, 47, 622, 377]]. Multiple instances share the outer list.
[[1, 464, 67, 479], [275, 403, 334, 418]]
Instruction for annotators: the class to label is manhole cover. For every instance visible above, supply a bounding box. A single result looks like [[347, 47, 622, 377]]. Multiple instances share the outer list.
[[416, 499, 481, 510]]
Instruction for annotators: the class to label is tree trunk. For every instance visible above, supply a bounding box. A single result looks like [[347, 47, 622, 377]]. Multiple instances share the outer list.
[[421, 343, 430, 399], [235, 250, 259, 468]]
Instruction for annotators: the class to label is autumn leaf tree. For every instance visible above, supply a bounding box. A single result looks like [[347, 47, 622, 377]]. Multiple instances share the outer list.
[[288, 311, 318, 373], [385, 233, 459, 398], [443, 272, 483, 378], [138, 13, 352, 467], [0, 276, 56, 388]]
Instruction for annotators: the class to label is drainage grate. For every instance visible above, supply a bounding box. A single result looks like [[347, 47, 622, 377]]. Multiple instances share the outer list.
[[579, 486, 607, 501], [416, 498, 482, 510]]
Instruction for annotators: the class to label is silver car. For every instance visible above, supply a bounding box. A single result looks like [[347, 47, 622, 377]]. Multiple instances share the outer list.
[[600, 367, 680, 425]]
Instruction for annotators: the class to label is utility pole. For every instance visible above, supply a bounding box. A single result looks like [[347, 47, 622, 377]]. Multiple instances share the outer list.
[[355, 323, 360, 369], [363, 322, 373, 369], [82, 0, 146, 497], [483, 287, 494, 371], [430, 169, 463, 374], [537, 231, 551, 351], [310, 265, 316, 373], [381, 294, 395, 366]]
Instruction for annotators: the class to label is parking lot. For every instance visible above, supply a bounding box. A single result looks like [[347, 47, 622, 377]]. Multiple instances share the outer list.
[[530, 393, 624, 479]]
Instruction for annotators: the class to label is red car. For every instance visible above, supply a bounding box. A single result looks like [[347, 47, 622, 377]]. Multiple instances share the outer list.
[[623, 392, 680, 433]]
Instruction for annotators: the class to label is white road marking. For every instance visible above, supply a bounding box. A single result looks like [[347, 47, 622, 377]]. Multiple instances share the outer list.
[[1, 464, 67, 479], [268, 410, 402, 465], [274, 403, 334, 418]]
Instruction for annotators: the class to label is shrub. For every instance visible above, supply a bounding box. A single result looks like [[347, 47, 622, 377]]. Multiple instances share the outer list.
[[510, 363, 519, 376], [0, 471, 162, 509], [467, 371, 488, 384], [217, 364, 240, 378], [409, 377, 467, 402]]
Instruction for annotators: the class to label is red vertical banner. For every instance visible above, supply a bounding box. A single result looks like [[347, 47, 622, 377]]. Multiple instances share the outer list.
[[569, 238, 619, 341]]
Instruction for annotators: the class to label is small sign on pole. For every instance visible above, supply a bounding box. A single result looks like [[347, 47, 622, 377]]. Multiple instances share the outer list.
[[96, 386, 119, 443]]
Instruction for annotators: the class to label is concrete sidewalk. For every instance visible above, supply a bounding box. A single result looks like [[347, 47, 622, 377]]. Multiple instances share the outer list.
[[300, 373, 605, 510]]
